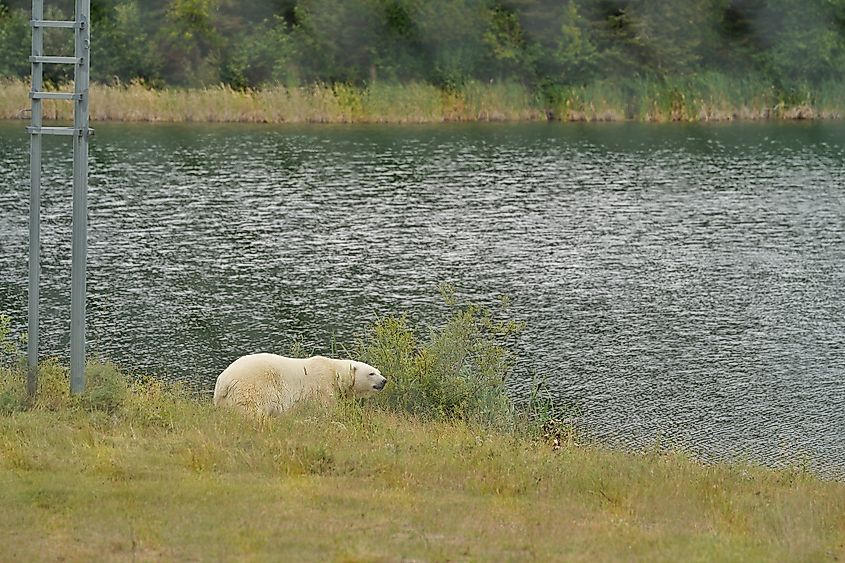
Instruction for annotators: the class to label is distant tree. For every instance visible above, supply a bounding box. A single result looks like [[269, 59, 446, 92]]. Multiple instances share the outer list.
[[372, 0, 428, 82], [93, 1, 162, 84], [713, 0, 767, 72], [219, 15, 295, 88], [292, 0, 382, 83], [0, 6, 29, 78], [2, 0, 844, 91], [754, 0, 845, 83], [215, 0, 298, 28], [550, 2, 601, 80], [623, 0, 725, 74], [483, 5, 529, 79], [576, 0, 729, 77], [414, 0, 493, 86], [157, 0, 224, 85], [504, 0, 600, 84]]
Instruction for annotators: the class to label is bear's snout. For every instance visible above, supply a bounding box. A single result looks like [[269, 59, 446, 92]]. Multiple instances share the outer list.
[[373, 377, 387, 391]]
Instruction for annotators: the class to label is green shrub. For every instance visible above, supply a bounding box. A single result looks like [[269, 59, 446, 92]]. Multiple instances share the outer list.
[[357, 286, 523, 428]]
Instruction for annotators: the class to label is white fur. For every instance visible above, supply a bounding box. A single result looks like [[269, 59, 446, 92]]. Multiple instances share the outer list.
[[213, 354, 386, 416]]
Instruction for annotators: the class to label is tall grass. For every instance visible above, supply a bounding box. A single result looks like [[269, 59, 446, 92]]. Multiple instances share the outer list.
[[1, 76, 842, 123], [543, 72, 843, 122]]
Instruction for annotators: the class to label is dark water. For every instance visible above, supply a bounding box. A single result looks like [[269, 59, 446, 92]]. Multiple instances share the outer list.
[[1, 120, 844, 475]]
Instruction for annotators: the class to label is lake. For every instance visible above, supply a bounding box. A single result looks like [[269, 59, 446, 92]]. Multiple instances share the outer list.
[[1, 120, 843, 475]]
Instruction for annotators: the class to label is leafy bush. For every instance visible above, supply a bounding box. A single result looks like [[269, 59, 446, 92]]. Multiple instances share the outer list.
[[357, 286, 524, 428]]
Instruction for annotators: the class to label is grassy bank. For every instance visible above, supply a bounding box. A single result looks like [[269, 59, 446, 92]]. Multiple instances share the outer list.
[[2, 302, 845, 561], [1, 361, 845, 561], [1, 75, 843, 124]]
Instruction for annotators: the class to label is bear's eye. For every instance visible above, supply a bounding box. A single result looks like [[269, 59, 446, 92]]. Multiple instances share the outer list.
[[369, 372, 375, 377]]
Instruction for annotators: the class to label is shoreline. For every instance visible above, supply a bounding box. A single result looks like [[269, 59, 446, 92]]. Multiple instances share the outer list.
[[1, 78, 842, 125]]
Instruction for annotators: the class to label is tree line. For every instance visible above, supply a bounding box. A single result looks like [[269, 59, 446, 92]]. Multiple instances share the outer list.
[[1, 0, 844, 92]]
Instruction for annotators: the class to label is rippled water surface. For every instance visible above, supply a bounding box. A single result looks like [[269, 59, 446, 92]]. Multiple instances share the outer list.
[[1, 120, 843, 475]]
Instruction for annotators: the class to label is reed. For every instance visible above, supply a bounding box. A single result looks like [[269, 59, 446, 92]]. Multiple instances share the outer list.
[[543, 72, 843, 122], [1, 76, 842, 124]]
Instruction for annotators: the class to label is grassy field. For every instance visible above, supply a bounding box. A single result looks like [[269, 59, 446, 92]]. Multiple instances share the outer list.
[[1, 76, 842, 124], [2, 296, 844, 561], [1, 358, 844, 562]]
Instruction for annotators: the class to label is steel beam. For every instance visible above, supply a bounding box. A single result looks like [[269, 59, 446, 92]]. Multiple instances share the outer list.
[[70, 0, 91, 395], [27, 126, 94, 135], [29, 55, 82, 64], [28, 0, 44, 398], [30, 19, 77, 28], [30, 91, 82, 100]]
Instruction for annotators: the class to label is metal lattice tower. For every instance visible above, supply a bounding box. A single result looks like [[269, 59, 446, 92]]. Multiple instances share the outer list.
[[27, 0, 92, 396]]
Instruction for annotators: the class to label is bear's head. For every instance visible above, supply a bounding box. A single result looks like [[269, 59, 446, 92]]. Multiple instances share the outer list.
[[340, 360, 387, 397]]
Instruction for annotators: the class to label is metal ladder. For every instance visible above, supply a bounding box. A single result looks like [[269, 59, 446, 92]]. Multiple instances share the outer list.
[[27, 0, 92, 396]]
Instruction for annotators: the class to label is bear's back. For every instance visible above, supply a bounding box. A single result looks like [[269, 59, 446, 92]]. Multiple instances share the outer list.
[[213, 354, 343, 415]]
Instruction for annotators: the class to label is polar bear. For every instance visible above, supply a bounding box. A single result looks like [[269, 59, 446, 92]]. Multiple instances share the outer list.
[[212, 354, 387, 416]]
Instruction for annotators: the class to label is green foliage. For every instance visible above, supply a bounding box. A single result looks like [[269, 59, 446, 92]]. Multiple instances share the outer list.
[[76, 362, 129, 414], [549, 2, 601, 80], [292, 0, 383, 83], [159, 0, 224, 85], [483, 6, 528, 79], [0, 6, 29, 78], [0, 314, 24, 370], [755, 0, 845, 84], [414, 0, 494, 86], [219, 16, 295, 88], [0, 316, 24, 413], [622, 0, 723, 73], [356, 287, 525, 428], [93, 1, 162, 84], [512, 0, 601, 84], [3, 0, 844, 103]]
